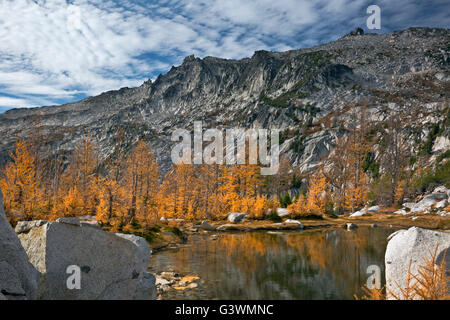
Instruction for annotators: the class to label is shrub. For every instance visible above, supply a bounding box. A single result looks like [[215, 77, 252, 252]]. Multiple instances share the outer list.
[[437, 150, 450, 164], [249, 195, 270, 219], [164, 225, 184, 240], [268, 212, 282, 222], [279, 193, 292, 208]]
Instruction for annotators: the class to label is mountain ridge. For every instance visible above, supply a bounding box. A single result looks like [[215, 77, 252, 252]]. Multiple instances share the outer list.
[[0, 26, 449, 174]]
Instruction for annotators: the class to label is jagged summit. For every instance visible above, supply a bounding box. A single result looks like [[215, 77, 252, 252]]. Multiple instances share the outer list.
[[347, 27, 364, 36]]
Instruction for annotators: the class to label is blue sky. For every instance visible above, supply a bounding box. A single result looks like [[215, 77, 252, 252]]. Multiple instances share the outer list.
[[0, 0, 449, 112]]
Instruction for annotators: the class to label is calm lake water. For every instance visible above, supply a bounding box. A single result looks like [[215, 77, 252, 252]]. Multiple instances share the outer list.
[[149, 226, 395, 300]]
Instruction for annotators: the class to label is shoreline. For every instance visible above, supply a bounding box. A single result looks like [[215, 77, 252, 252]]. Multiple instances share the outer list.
[[149, 212, 450, 253]]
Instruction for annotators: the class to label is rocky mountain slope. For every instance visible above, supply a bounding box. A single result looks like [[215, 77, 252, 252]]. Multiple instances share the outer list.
[[0, 27, 449, 174]]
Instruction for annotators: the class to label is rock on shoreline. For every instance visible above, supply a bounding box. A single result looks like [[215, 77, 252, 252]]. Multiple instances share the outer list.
[[16, 218, 157, 300], [385, 227, 450, 299], [395, 186, 450, 215]]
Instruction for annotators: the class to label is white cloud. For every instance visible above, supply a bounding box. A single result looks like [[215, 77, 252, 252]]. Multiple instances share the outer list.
[[0, 0, 448, 110], [0, 96, 30, 108]]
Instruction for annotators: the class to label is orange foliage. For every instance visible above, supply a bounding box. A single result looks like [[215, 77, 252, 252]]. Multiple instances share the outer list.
[[0, 139, 41, 221], [344, 170, 368, 213], [1, 135, 334, 228], [287, 194, 307, 217], [306, 172, 327, 215]]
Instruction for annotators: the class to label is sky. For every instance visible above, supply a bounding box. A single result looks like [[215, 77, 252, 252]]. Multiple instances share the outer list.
[[0, 0, 448, 112]]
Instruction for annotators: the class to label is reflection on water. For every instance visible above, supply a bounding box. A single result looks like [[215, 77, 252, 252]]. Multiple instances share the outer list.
[[149, 227, 394, 300]]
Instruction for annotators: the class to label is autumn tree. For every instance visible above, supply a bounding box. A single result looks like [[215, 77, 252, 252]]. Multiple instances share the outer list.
[[306, 172, 327, 215], [250, 195, 270, 219], [96, 175, 123, 227], [344, 170, 368, 213], [265, 156, 294, 196], [380, 111, 411, 205], [324, 135, 350, 214], [324, 103, 371, 213], [0, 139, 41, 220], [60, 136, 98, 216], [287, 193, 307, 217], [122, 140, 160, 227], [158, 163, 196, 219]]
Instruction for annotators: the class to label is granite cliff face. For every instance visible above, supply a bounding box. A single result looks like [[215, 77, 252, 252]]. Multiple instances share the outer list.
[[0, 27, 448, 173]]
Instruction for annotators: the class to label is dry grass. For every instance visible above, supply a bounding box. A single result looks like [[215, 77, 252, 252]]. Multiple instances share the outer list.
[[355, 286, 385, 300]]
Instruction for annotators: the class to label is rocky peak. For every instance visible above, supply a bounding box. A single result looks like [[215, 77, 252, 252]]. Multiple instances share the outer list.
[[348, 27, 364, 36]]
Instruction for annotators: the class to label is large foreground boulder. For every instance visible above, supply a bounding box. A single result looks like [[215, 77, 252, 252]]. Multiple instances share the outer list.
[[17, 218, 156, 300], [0, 189, 38, 300], [385, 227, 450, 299]]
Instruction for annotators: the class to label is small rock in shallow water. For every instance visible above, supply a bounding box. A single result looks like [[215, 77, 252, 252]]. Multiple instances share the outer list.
[[159, 284, 170, 292], [346, 223, 357, 231], [155, 276, 170, 286], [160, 272, 177, 279]]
